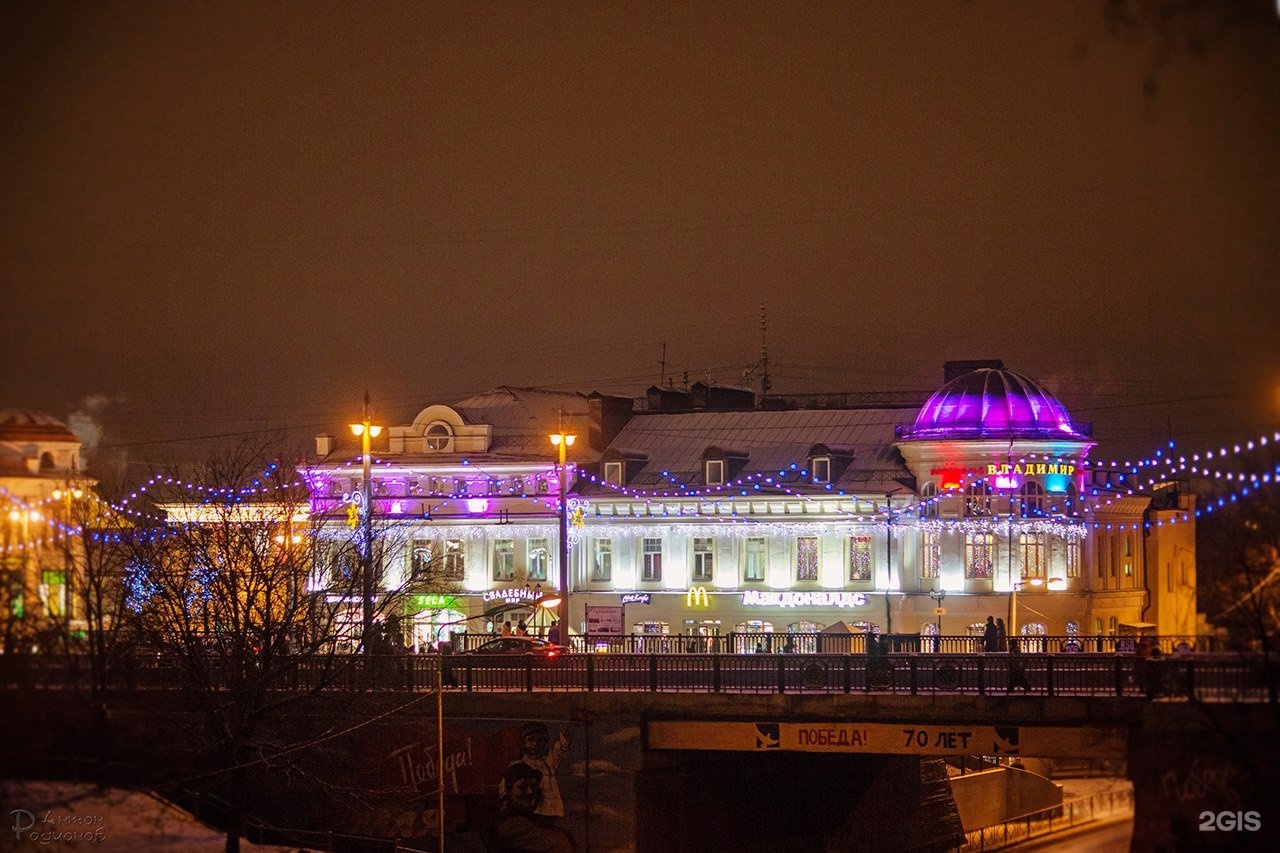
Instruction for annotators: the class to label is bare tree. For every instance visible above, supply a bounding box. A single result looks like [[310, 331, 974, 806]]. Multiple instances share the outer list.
[[119, 442, 459, 853]]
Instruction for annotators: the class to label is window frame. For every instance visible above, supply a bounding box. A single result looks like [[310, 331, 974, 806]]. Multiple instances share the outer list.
[[743, 537, 766, 583], [604, 461, 624, 486], [527, 538, 549, 582], [692, 537, 714, 582], [705, 459, 725, 486], [795, 536, 819, 582], [848, 535, 872, 582], [491, 538, 515, 581], [642, 537, 663, 582], [591, 538, 613, 582]]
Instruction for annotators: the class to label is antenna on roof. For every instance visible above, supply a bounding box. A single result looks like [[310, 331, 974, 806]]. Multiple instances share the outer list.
[[659, 342, 667, 386], [760, 303, 772, 399]]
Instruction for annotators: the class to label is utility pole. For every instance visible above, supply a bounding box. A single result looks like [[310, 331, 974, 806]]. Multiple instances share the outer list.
[[351, 392, 381, 656]]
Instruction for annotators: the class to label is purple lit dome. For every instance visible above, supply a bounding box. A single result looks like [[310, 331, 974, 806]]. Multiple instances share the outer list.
[[901, 369, 1089, 441]]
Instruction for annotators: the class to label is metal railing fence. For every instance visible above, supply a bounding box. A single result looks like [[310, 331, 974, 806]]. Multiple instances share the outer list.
[[3, 651, 1276, 700]]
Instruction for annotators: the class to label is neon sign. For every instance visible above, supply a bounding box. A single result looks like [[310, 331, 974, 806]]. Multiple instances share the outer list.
[[686, 586, 710, 608], [482, 588, 541, 606], [742, 590, 868, 608], [621, 593, 651, 605]]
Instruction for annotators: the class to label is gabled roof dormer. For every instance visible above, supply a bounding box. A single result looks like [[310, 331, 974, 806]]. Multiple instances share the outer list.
[[701, 446, 749, 486], [806, 444, 855, 485]]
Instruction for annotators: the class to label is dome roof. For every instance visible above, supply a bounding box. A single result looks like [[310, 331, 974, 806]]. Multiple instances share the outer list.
[[900, 369, 1089, 441], [0, 409, 80, 443]]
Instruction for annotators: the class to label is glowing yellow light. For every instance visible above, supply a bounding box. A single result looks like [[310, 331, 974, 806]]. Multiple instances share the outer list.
[[350, 423, 365, 436]]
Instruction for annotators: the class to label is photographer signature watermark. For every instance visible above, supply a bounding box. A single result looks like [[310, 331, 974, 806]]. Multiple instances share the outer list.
[[10, 808, 106, 845]]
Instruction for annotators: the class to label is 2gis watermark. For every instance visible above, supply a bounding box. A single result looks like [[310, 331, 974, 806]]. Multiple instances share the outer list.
[[1199, 810, 1262, 832]]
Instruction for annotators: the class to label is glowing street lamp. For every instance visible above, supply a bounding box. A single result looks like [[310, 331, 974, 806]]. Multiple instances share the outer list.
[[350, 393, 383, 655], [549, 429, 576, 635]]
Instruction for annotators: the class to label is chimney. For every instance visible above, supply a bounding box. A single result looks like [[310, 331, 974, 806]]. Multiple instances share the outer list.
[[589, 394, 634, 451], [315, 433, 336, 456]]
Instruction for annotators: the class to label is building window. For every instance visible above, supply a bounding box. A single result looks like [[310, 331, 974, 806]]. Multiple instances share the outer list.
[[796, 536, 819, 582], [812, 457, 831, 483], [444, 539, 464, 580], [849, 536, 872, 581], [1019, 533, 1045, 579], [426, 422, 452, 451], [528, 538, 549, 582], [591, 539, 613, 582], [921, 482, 939, 518], [642, 537, 663, 582], [492, 539, 515, 581], [1124, 560, 1133, 578], [693, 538, 714, 582], [965, 483, 991, 517], [705, 459, 725, 486], [1107, 616, 1118, 635], [604, 461, 624, 486], [40, 570, 66, 617], [1019, 482, 1046, 515], [921, 532, 940, 579], [1066, 620, 1079, 637], [1066, 540, 1081, 578], [1093, 617, 1104, 635], [965, 533, 994, 579], [743, 537, 766, 582], [1166, 561, 1173, 593], [1096, 537, 1107, 578], [410, 540, 433, 580]]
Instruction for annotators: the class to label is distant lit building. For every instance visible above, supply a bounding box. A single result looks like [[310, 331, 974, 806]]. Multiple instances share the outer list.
[[0, 410, 94, 649], [306, 364, 1198, 649]]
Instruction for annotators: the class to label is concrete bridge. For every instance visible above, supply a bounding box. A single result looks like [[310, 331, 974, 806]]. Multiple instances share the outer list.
[[3, 657, 1278, 851]]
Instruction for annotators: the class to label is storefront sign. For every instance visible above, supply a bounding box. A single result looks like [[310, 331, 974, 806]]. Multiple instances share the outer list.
[[621, 593, 651, 605], [482, 588, 541, 606], [409, 594, 460, 613], [585, 605, 623, 635], [742, 590, 867, 608], [686, 586, 710, 608]]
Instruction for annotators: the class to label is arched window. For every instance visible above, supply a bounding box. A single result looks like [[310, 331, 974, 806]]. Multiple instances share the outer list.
[[425, 422, 452, 451], [39, 452, 56, 471], [1019, 482, 1046, 515], [1107, 616, 1118, 635], [921, 482, 939, 518], [1093, 617, 1104, 635], [1066, 620, 1079, 637], [965, 482, 991, 517]]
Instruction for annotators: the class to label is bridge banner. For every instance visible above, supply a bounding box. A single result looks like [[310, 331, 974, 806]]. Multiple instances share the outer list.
[[648, 721, 1125, 759]]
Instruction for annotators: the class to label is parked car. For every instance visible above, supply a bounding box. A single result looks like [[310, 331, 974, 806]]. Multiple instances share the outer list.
[[458, 636, 568, 659]]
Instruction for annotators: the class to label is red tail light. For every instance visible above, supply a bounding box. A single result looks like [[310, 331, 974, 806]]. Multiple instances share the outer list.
[[547, 650, 558, 658]]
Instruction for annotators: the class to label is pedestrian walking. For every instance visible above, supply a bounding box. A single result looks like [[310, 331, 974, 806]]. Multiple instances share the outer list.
[[996, 618, 1008, 652], [1007, 639, 1029, 692], [982, 616, 998, 653]]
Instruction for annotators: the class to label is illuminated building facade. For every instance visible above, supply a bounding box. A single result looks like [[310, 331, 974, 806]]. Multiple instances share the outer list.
[[0, 410, 93, 648], [307, 365, 1198, 648]]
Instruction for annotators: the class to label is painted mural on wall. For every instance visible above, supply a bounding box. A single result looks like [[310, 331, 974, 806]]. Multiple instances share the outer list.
[[259, 707, 635, 852]]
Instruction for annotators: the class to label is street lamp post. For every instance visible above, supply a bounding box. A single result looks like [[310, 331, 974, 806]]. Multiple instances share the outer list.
[[929, 588, 946, 649], [549, 427, 576, 637], [350, 392, 382, 656]]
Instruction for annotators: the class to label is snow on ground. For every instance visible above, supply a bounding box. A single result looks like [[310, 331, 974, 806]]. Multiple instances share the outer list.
[[1, 780, 300, 852]]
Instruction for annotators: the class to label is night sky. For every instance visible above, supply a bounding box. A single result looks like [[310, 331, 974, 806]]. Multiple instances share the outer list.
[[2, 2, 1278, 469]]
